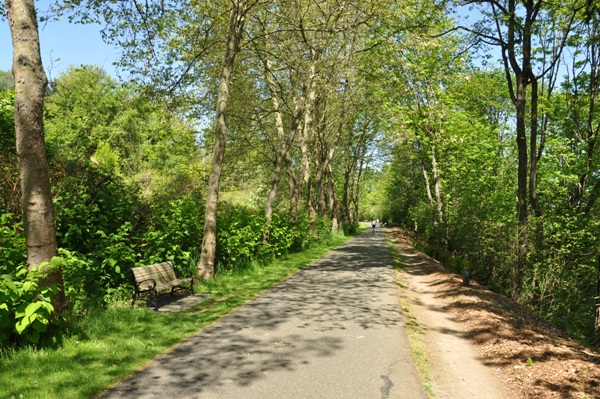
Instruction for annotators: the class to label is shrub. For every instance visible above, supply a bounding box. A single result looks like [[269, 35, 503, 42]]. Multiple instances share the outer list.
[[216, 205, 263, 273], [140, 193, 204, 273], [0, 213, 26, 276], [214, 206, 332, 275], [53, 170, 142, 256], [0, 259, 66, 345]]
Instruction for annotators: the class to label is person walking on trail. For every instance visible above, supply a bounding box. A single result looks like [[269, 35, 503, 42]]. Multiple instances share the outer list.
[[371, 220, 376, 232]]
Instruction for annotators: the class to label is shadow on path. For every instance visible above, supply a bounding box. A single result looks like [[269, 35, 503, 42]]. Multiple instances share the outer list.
[[100, 228, 424, 399]]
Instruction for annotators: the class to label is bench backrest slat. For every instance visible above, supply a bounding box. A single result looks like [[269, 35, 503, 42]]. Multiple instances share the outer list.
[[131, 261, 177, 285]]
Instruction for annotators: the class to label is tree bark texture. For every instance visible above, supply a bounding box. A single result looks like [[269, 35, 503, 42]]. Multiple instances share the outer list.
[[430, 144, 444, 229], [326, 164, 341, 233], [285, 100, 305, 223], [352, 156, 365, 226], [197, 0, 247, 280], [342, 167, 353, 228], [7, 0, 68, 312], [301, 57, 318, 231], [596, 256, 600, 335], [286, 152, 300, 223], [262, 55, 290, 241]]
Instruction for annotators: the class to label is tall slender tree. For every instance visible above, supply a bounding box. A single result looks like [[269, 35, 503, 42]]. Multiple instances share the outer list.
[[197, 0, 254, 279], [6, 0, 67, 312], [456, 0, 585, 299]]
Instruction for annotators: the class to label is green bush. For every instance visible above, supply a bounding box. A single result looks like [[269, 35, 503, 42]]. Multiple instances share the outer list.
[[216, 205, 263, 273], [53, 170, 142, 256], [59, 246, 132, 314], [266, 212, 298, 258], [140, 193, 204, 273], [55, 179, 205, 310], [52, 170, 143, 309], [214, 206, 332, 275], [0, 90, 14, 153], [523, 214, 600, 341], [0, 259, 66, 345], [0, 213, 26, 276]]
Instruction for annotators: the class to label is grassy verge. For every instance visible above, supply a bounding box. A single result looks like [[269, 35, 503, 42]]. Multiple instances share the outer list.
[[0, 233, 354, 399], [387, 238, 436, 397]]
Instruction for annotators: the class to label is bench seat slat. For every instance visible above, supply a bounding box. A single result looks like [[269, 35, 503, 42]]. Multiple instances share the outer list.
[[155, 277, 193, 292]]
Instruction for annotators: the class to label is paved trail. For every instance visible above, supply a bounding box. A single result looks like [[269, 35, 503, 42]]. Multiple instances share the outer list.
[[99, 229, 425, 399]]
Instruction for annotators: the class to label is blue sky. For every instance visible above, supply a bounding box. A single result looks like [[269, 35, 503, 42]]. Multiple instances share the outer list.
[[1, 18, 119, 78]]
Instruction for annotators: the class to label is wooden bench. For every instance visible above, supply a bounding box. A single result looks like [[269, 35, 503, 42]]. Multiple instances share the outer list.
[[130, 261, 194, 310]]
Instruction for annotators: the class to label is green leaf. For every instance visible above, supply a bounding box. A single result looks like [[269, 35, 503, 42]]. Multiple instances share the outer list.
[[15, 317, 29, 334], [26, 330, 40, 344], [3, 278, 18, 294], [14, 302, 28, 319], [24, 302, 43, 318], [32, 318, 49, 332], [22, 281, 34, 292]]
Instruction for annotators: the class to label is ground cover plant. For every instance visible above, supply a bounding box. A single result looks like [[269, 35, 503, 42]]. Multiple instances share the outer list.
[[0, 232, 353, 399]]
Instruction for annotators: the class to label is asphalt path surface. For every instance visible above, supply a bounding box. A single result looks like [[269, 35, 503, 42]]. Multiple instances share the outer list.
[[99, 228, 425, 399]]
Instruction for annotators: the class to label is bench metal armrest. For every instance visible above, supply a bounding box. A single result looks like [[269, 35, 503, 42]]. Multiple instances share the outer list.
[[135, 278, 157, 292]]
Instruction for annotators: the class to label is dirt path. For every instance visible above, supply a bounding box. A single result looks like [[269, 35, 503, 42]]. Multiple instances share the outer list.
[[388, 229, 600, 399], [392, 236, 512, 398]]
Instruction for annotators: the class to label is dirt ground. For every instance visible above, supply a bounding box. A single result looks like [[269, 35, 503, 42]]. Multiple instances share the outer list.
[[387, 229, 600, 399]]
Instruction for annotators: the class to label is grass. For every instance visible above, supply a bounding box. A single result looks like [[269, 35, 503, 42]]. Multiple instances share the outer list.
[[0, 233, 354, 399], [387, 238, 436, 397]]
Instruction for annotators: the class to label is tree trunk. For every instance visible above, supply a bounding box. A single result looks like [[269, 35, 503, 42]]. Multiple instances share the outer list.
[[502, 0, 529, 301], [342, 166, 353, 228], [430, 144, 444, 242], [316, 160, 327, 216], [7, 0, 68, 313], [262, 57, 287, 241], [431, 146, 444, 226], [301, 58, 318, 231], [529, 75, 541, 216], [513, 73, 528, 301], [263, 154, 282, 243], [286, 152, 300, 223], [595, 255, 600, 336], [326, 164, 341, 234], [473, 0, 580, 300], [352, 156, 365, 226], [285, 100, 304, 224], [422, 167, 434, 208], [197, 0, 247, 280]]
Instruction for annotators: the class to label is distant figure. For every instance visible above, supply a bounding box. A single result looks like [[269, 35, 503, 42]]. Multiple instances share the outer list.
[[371, 220, 376, 232]]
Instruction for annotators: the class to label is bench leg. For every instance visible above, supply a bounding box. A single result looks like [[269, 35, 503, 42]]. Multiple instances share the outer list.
[[152, 291, 158, 311]]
